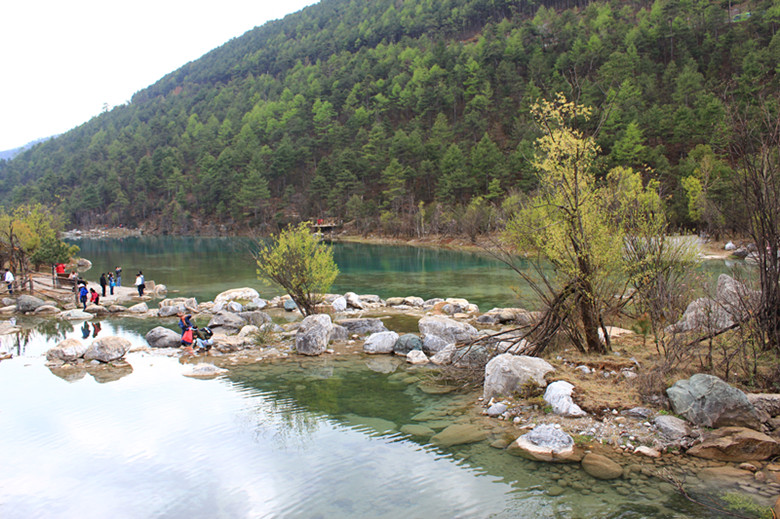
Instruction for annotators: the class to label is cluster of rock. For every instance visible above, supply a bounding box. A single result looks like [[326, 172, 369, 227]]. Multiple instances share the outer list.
[[46, 336, 131, 364], [666, 274, 758, 334]]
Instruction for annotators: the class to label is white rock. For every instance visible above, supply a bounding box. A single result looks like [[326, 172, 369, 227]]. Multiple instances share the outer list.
[[406, 350, 429, 364], [544, 380, 587, 417]]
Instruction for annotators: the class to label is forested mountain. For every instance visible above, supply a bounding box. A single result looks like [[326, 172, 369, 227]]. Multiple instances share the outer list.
[[1, 0, 778, 235]]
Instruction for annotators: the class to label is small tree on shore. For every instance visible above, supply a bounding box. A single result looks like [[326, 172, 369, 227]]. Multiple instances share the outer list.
[[253, 223, 339, 316]]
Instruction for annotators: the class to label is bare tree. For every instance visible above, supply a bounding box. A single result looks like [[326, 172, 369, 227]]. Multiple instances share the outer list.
[[728, 97, 780, 351]]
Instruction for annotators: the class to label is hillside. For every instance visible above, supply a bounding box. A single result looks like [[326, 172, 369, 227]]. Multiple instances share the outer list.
[[0, 0, 778, 235]]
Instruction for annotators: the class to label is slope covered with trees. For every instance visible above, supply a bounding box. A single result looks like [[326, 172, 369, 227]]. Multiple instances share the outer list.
[[0, 0, 778, 235]]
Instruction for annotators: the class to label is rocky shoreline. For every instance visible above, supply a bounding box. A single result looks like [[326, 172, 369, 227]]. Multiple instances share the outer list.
[[3, 272, 779, 515]]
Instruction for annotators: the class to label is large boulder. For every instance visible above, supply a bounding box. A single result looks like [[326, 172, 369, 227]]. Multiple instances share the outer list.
[[16, 295, 45, 313], [667, 374, 761, 429], [430, 344, 456, 365], [344, 292, 365, 309], [394, 334, 423, 355], [421, 335, 450, 355], [483, 353, 555, 400], [581, 453, 623, 480], [363, 331, 399, 354], [406, 350, 429, 364], [295, 314, 334, 356], [335, 318, 388, 336], [687, 426, 780, 462], [418, 315, 478, 344], [159, 297, 198, 314], [331, 296, 347, 312], [127, 302, 149, 314], [507, 424, 579, 463], [46, 338, 89, 362], [83, 336, 130, 363], [145, 326, 182, 349], [215, 288, 260, 304], [544, 380, 587, 417], [207, 311, 248, 335], [33, 305, 61, 315]]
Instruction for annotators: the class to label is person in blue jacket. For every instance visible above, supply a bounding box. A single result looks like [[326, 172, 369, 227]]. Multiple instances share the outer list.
[[78, 283, 88, 310]]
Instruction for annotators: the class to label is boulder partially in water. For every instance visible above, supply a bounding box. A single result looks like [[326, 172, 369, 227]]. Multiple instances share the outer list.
[[46, 338, 89, 362], [394, 333, 422, 355], [83, 336, 130, 363], [507, 424, 579, 463], [363, 331, 399, 354], [431, 423, 488, 447], [418, 315, 478, 344], [16, 295, 45, 313], [145, 326, 181, 349], [581, 453, 623, 480], [215, 288, 260, 304], [295, 314, 334, 356], [336, 318, 388, 336]]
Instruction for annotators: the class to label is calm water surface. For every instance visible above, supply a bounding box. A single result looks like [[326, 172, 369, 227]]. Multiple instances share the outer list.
[[0, 320, 726, 519]]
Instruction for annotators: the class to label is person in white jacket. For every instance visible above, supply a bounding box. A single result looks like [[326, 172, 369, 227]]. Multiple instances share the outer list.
[[4, 268, 14, 295]]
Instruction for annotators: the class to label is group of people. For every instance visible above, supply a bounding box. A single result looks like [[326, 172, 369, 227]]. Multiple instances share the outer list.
[[177, 312, 213, 354], [98, 267, 122, 297]]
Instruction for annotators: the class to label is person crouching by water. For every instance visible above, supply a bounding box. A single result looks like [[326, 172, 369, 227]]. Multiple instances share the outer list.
[[178, 313, 195, 354], [89, 287, 100, 306], [135, 271, 145, 297]]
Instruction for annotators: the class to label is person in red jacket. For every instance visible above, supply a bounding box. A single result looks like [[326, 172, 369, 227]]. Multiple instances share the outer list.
[[89, 288, 100, 306]]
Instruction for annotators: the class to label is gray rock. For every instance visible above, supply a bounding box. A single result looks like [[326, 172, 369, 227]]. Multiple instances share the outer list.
[[406, 350, 429, 364], [487, 402, 508, 417], [623, 407, 654, 420], [245, 297, 268, 311], [667, 374, 761, 429], [145, 326, 182, 348], [208, 311, 248, 335], [331, 324, 349, 342], [363, 331, 400, 354], [33, 305, 61, 315], [16, 295, 45, 313], [159, 297, 198, 313], [483, 353, 555, 400], [452, 344, 490, 369], [544, 380, 587, 417], [237, 311, 272, 327], [508, 424, 578, 463], [344, 292, 364, 309], [654, 415, 692, 440], [60, 309, 94, 320], [283, 299, 298, 311], [418, 315, 478, 344], [422, 335, 449, 355], [295, 314, 334, 356], [128, 302, 149, 314], [394, 333, 423, 355], [215, 288, 260, 303], [331, 296, 347, 312], [83, 336, 130, 363], [46, 338, 89, 362], [336, 318, 388, 336], [581, 453, 623, 480], [430, 344, 456, 365]]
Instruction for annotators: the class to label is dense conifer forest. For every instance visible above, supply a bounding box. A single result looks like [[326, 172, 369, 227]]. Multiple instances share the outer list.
[[1, 0, 778, 235]]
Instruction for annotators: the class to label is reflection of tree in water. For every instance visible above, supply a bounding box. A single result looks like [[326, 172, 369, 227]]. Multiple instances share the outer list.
[[34, 319, 75, 342], [228, 359, 424, 449]]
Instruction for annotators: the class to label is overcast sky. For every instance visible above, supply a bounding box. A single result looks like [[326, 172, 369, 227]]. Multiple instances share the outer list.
[[0, 0, 318, 151]]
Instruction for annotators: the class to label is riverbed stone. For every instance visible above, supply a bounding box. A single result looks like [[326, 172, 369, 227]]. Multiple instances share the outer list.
[[483, 353, 555, 400], [747, 393, 780, 420], [418, 315, 478, 344], [295, 314, 334, 356], [364, 331, 399, 354], [431, 423, 488, 447], [544, 380, 587, 417], [667, 374, 761, 429], [654, 415, 692, 440], [452, 344, 490, 368], [127, 302, 149, 314], [145, 326, 181, 348], [331, 296, 347, 312], [344, 292, 364, 309], [430, 343, 456, 365], [401, 424, 435, 437], [336, 318, 388, 336], [215, 288, 260, 304], [237, 310, 272, 327], [46, 338, 89, 362], [365, 356, 401, 374], [394, 333, 423, 355], [83, 336, 130, 363], [33, 304, 61, 315], [159, 297, 198, 313], [422, 335, 450, 355], [581, 453, 623, 480], [208, 311, 247, 335], [507, 424, 579, 463], [60, 309, 94, 320], [183, 363, 228, 378], [406, 350, 429, 364], [16, 295, 45, 313], [85, 304, 109, 315], [687, 427, 780, 462]]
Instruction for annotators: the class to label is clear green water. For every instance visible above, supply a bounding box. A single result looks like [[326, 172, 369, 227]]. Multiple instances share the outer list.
[[0, 321, 719, 518]]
